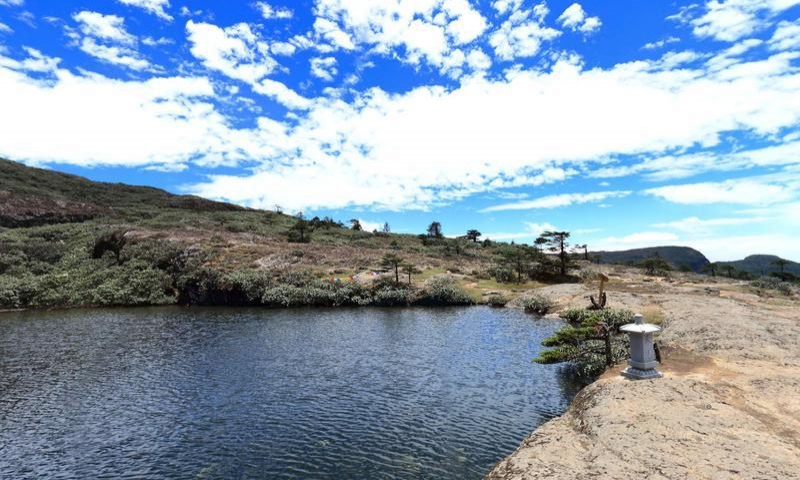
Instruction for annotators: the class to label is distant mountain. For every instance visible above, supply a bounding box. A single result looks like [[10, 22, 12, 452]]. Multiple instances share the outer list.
[[593, 246, 710, 272], [718, 255, 800, 278], [0, 158, 244, 227]]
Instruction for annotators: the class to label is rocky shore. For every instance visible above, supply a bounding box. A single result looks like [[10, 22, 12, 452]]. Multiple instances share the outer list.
[[486, 272, 800, 480]]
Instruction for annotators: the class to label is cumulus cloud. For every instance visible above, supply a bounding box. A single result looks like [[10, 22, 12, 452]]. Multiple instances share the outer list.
[[116, 0, 172, 22], [0, 0, 24, 6], [769, 19, 800, 51], [70, 11, 151, 70], [673, 0, 800, 42], [557, 3, 602, 34], [489, 2, 560, 60], [0, 49, 247, 168], [311, 0, 487, 70], [254, 2, 292, 20], [186, 20, 280, 86], [310, 56, 337, 81]]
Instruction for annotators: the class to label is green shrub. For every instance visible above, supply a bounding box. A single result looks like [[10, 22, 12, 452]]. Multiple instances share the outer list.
[[486, 294, 507, 307], [415, 276, 473, 306], [521, 293, 553, 315], [750, 276, 794, 295]]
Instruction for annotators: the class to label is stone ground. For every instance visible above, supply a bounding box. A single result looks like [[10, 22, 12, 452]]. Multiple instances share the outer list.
[[485, 269, 800, 480]]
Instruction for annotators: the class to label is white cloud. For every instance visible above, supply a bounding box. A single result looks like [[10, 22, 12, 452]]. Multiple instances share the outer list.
[[481, 191, 630, 212], [254, 2, 293, 20], [73, 11, 135, 44], [142, 36, 173, 46], [0, 0, 23, 6], [71, 11, 151, 70], [489, 5, 560, 60], [0, 22, 12, 34], [652, 216, 766, 232], [676, 0, 800, 42], [116, 0, 172, 22], [271, 41, 297, 56], [77, 38, 151, 70], [186, 20, 278, 85], [311, 0, 487, 69], [310, 56, 337, 81], [482, 222, 558, 242], [645, 179, 796, 205], [252, 78, 312, 110], [0, 49, 249, 169], [769, 19, 800, 50], [179, 6, 202, 17], [593, 140, 800, 182], [557, 3, 602, 34], [643, 36, 680, 50]]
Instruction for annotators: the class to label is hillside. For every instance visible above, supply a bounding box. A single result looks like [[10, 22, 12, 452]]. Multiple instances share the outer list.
[[0, 159, 556, 310], [594, 246, 710, 272], [719, 254, 800, 277], [0, 158, 243, 227]]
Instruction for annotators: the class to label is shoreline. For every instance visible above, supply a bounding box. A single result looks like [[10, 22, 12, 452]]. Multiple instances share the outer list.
[[483, 274, 800, 479]]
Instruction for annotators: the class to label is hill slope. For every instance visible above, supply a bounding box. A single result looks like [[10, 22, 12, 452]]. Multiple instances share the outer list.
[[594, 246, 710, 272], [719, 254, 800, 277], [0, 158, 243, 227]]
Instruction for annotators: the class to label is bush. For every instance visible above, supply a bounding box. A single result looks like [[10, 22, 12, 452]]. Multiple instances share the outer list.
[[750, 276, 794, 295], [486, 294, 507, 307], [415, 276, 474, 306], [490, 265, 515, 283], [561, 307, 634, 329], [521, 293, 553, 315]]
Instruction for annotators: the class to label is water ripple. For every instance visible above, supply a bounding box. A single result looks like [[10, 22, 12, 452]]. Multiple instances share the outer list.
[[0, 306, 580, 479]]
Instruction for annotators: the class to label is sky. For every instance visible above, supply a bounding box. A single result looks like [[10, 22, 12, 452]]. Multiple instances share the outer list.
[[1, 0, 800, 262]]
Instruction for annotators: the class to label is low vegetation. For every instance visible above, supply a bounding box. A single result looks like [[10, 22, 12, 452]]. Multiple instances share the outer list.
[[535, 307, 635, 381]]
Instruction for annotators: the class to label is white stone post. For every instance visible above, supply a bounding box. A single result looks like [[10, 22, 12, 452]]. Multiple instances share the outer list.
[[620, 314, 662, 379]]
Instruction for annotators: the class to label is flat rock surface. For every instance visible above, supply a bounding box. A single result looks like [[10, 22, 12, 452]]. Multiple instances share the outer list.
[[485, 272, 800, 480]]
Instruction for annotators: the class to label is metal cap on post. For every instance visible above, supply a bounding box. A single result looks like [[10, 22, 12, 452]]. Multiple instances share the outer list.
[[620, 314, 662, 379]]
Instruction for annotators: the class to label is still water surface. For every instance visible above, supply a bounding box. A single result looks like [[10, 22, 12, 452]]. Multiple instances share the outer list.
[[0, 306, 578, 479]]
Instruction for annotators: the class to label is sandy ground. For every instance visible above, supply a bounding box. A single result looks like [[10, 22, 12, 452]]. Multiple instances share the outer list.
[[485, 272, 800, 480]]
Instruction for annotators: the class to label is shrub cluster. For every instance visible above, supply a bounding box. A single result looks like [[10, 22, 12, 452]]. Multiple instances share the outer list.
[[521, 293, 554, 315], [750, 276, 794, 296]]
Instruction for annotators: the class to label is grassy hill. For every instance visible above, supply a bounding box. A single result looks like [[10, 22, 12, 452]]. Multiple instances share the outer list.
[[718, 255, 800, 278], [594, 246, 710, 272], [0, 158, 243, 227], [3, 158, 591, 310]]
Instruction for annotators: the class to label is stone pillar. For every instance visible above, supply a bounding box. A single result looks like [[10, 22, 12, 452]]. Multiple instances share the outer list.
[[620, 314, 662, 380]]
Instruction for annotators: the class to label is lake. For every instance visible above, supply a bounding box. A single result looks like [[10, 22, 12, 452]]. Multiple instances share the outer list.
[[0, 306, 579, 479]]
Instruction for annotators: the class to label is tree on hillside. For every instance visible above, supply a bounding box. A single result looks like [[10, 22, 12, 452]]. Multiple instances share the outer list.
[[427, 221, 443, 238], [772, 258, 789, 280], [466, 229, 481, 243], [537, 231, 571, 275], [382, 253, 404, 283], [401, 262, 418, 284], [703, 262, 719, 277], [350, 219, 362, 231], [639, 254, 671, 276], [722, 264, 736, 278], [288, 218, 311, 243], [573, 244, 589, 260], [496, 244, 539, 283], [382, 222, 391, 234]]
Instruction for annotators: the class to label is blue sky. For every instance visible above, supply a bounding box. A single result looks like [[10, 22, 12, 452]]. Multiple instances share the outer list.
[[1, 0, 800, 261]]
